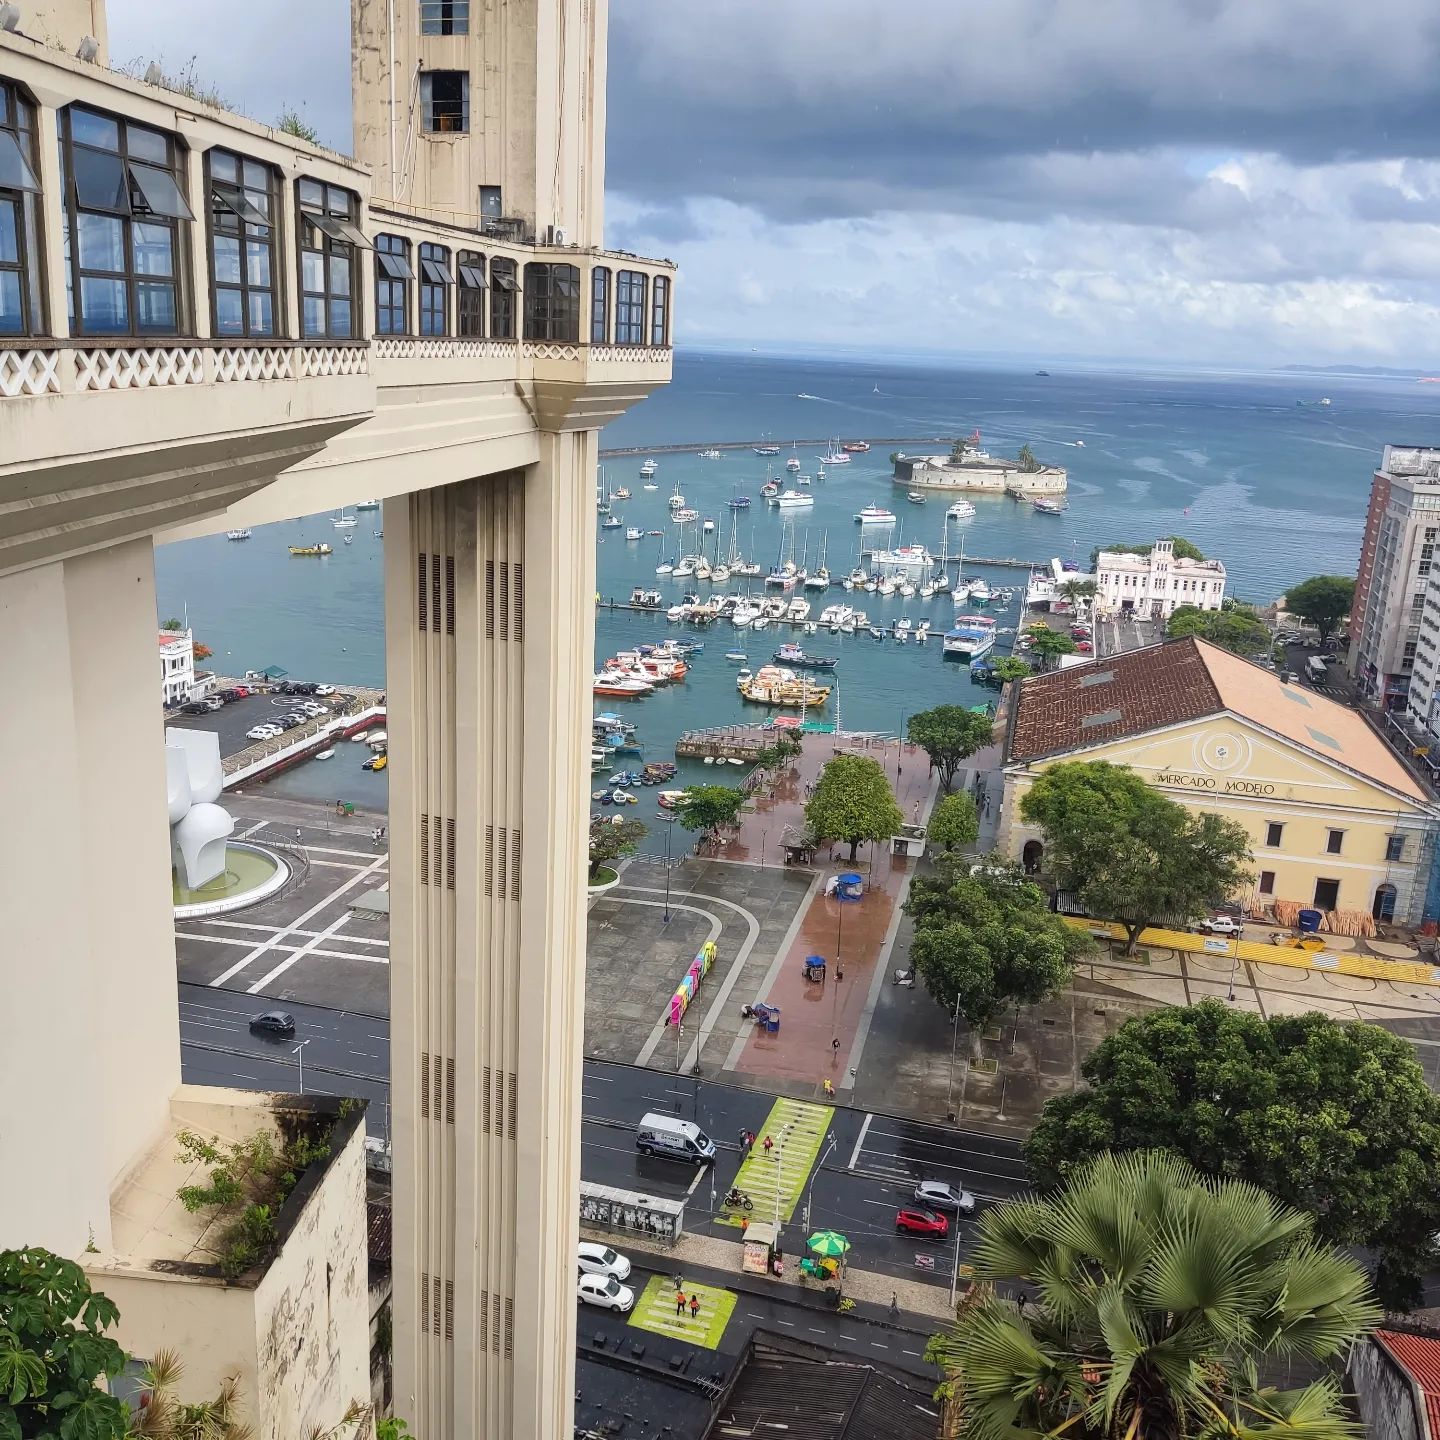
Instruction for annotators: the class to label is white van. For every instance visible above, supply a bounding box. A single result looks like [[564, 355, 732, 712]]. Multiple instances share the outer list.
[[635, 1113, 716, 1164], [1306, 656, 1329, 683]]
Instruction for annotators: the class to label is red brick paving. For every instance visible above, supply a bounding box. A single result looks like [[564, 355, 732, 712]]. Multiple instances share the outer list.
[[726, 735, 937, 1087]]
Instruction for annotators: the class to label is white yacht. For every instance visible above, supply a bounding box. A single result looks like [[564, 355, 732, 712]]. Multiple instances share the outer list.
[[626, 526, 644, 540], [787, 598, 811, 621], [668, 483, 686, 510], [355, 499, 381, 511], [226, 528, 251, 541], [699, 447, 723, 460], [945, 500, 977, 521], [854, 504, 895, 525], [640, 458, 659, 477], [672, 558, 696, 578], [776, 490, 814, 510], [331, 509, 358, 528]]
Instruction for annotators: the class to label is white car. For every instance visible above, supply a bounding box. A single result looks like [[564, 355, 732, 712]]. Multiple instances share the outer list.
[[1196, 916, 1244, 937], [314, 684, 336, 696], [914, 1180, 976, 1214], [247, 725, 281, 740], [577, 1242, 631, 1282], [301, 702, 328, 716], [577, 1274, 634, 1313]]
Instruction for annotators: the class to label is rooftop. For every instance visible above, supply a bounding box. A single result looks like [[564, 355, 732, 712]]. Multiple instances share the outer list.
[[1005, 636, 1428, 801], [1095, 549, 1226, 574], [1375, 1329, 1440, 1438]]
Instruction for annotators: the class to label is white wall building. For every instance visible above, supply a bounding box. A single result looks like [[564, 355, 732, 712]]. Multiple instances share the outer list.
[[159, 627, 195, 705], [1094, 539, 1227, 619]]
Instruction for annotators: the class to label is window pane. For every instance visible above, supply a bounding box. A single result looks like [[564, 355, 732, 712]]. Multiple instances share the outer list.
[[215, 286, 244, 335], [331, 298, 352, 336], [133, 222, 174, 277], [209, 151, 237, 183], [329, 258, 351, 297], [77, 212, 125, 271], [0, 130, 40, 193], [302, 295, 325, 336], [299, 178, 325, 208], [79, 275, 128, 329], [73, 147, 129, 212], [129, 162, 193, 221], [125, 125, 170, 165], [70, 108, 119, 150], [0, 269, 21, 334], [214, 184, 268, 227], [245, 240, 271, 287], [212, 233, 242, 284], [0, 197, 15, 265], [243, 159, 269, 189], [248, 291, 274, 335], [301, 249, 325, 293], [135, 280, 177, 332]]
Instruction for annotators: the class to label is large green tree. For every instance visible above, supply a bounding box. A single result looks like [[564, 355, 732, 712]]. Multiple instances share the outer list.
[[0, 1248, 128, 1440], [1023, 623, 1077, 671], [674, 784, 746, 835], [926, 792, 978, 853], [927, 1150, 1379, 1440], [1025, 1000, 1440, 1312], [905, 857, 1088, 1039], [1285, 575, 1355, 642], [588, 814, 647, 880], [906, 705, 994, 792], [1166, 602, 1271, 655], [804, 753, 903, 861], [1020, 760, 1252, 953], [986, 656, 1031, 685]]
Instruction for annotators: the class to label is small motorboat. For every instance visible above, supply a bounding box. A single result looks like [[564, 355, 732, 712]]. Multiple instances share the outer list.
[[315, 749, 335, 760], [351, 731, 371, 743], [725, 650, 749, 661], [726, 757, 745, 766], [367, 731, 388, 746], [703, 756, 716, 765]]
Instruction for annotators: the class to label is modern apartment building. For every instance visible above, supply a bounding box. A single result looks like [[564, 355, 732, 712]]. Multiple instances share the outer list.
[[1093, 537, 1227, 620], [1348, 446, 1440, 712], [0, 1, 672, 1435]]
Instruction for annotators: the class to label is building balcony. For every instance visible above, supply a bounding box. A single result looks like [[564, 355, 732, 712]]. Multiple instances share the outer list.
[[0, 29, 674, 566], [86, 1085, 370, 1439]]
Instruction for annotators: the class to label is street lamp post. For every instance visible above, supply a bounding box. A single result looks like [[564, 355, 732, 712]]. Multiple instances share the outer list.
[[803, 1135, 838, 1237], [1226, 933, 1240, 1001], [292, 1039, 311, 1095], [948, 1198, 966, 1307], [944, 998, 961, 1122], [661, 812, 675, 922]]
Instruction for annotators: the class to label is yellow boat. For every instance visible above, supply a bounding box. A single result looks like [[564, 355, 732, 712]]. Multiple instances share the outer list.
[[371, 753, 387, 771], [737, 664, 830, 707], [289, 542, 333, 556]]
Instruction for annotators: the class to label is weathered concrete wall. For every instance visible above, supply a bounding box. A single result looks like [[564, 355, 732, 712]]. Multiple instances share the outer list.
[[1350, 1337, 1425, 1440]]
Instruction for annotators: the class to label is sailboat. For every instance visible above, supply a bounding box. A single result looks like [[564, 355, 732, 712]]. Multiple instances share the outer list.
[[331, 508, 358, 528], [804, 533, 831, 590], [931, 531, 953, 596], [668, 481, 686, 511], [786, 442, 801, 473]]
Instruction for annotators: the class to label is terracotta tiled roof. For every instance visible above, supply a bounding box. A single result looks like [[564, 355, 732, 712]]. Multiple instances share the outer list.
[[1377, 1329, 1440, 1438], [1007, 637, 1221, 762], [1006, 636, 1428, 802]]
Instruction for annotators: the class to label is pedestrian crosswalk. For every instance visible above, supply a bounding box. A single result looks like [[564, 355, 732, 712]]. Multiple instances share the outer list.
[[717, 1097, 832, 1228], [628, 1274, 736, 1349]]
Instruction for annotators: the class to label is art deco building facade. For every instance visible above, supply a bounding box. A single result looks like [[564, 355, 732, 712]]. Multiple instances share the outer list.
[[0, 1, 671, 1434]]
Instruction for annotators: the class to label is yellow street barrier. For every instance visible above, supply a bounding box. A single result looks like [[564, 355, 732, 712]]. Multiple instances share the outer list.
[[1066, 917, 1440, 988]]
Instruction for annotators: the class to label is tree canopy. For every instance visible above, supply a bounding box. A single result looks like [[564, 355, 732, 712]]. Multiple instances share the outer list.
[[926, 792, 978, 852], [986, 656, 1031, 685], [1165, 602, 1271, 655], [905, 856, 1087, 1036], [1090, 535, 1205, 570], [0, 1247, 128, 1440], [804, 753, 903, 861], [1024, 1000, 1440, 1312], [927, 1150, 1379, 1440], [1019, 760, 1252, 952], [1023, 623, 1077, 670], [1016, 443, 1042, 473], [906, 705, 994, 792], [1285, 575, 1355, 642], [588, 815, 647, 879], [674, 784, 746, 834]]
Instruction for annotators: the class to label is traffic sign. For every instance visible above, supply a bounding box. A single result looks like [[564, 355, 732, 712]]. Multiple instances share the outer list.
[[914, 1253, 935, 1271]]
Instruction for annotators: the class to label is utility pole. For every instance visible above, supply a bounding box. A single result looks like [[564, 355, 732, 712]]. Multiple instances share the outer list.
[[805, 1136, 837, 1239], [948, 1200, 965, 1307], [661, 811, 675, 922], [944, 999, 961, 1123], [293, 1039, 311, 1095], [1226, 932, 1240, 1001]]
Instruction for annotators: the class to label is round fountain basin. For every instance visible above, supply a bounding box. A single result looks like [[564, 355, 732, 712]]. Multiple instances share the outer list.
[[173, 841, 290, 918]]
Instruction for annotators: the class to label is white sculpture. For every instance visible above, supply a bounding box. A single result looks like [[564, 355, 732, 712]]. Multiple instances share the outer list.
[[166, 727, 234, 889]]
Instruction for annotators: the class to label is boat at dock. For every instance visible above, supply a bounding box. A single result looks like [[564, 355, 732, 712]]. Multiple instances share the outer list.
[[854, 504, 895, 525], [699, 447, 723, 459], [842, 441, 870, 453], [737, 664, 831, 707], [753, 443, 781, 456], [1033, 498, 1068, 515], [640, 458, 658, 477], [773, 641, 837, 670], [289, 542, 333, 556], [943, 615, 997, 661], [226, 528, 251, 540]]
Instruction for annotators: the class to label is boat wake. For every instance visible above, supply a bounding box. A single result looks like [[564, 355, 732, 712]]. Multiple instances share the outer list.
[[797, 392, 824, 400]]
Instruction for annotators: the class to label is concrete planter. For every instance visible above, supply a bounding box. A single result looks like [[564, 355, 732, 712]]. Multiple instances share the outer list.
[[587, 867, 622, 895]]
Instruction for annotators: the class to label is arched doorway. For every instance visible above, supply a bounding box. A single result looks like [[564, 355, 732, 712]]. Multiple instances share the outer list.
[[1373, 883, 1397, 923], [1022, 839, 1044, 875]]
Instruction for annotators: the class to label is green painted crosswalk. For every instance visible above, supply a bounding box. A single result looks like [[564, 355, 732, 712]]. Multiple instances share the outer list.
[[717, 1097, 832, 1228], [628, 1274, 735, 1349]]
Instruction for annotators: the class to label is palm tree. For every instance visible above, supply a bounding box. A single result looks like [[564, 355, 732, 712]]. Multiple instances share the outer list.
[[927, 1151, 1378, 1440], [1059, 577, 1096, 609]]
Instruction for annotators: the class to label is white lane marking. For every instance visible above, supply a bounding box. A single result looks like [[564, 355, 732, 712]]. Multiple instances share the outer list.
[[685, 1167, 709, 1198], [248, 911, 358, 993], [848, 1113, 873, 1170], [181, 932, 391, 966], [775, 1319, 795, 1327], [237, 820, 270, 839], [208, 854, 389, 986], [186, 920, 389, 945], [902, 1349, 921, 1357]]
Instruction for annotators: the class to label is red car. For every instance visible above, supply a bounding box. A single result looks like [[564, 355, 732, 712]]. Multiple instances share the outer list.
[[895, 1206, 948, 1238], [1075, 640, 1093, 653]]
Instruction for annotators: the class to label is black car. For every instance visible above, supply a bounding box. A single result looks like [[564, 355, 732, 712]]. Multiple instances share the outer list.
[[248, 1011, 295, 1037], [180, 702, 209, 715]]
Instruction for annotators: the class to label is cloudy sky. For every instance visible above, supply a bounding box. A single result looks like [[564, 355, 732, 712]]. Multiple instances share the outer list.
[[108, 0, 1440, 366]]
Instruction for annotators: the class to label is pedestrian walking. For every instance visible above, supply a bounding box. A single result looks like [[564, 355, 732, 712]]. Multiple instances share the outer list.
[[689, 1295, 700, 1320], [675, 1290, 687, 1316], [889, 1292, 900, 1319], [822, 1078, 835, 1099], [831, 1036, 840, 1060], [762, 1135, 774, 1154]]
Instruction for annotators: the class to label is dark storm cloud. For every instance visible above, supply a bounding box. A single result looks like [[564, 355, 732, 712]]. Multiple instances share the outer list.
[[606, 0, 1440, 222]]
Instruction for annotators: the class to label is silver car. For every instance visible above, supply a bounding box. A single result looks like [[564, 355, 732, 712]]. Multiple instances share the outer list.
[[914, 1180, 976, 1214]]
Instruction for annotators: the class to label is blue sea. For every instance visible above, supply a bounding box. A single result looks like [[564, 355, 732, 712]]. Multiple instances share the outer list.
[[156, 350, 1440, 837]]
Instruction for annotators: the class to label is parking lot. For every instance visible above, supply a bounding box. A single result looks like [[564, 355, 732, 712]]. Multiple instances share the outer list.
[[164, 684, 373, 760]]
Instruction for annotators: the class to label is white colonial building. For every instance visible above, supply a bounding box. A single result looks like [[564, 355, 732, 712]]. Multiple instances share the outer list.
[[1095, 538, 1227, 619], [158, 627, 195, 705]]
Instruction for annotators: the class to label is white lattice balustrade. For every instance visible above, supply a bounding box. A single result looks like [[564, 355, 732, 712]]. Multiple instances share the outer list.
[[587, 344, 671, 363], [0, 348, 61, 396], [294, 346, 370, 377], [213, 347, 296, 383], [73, 346, 205, 392]]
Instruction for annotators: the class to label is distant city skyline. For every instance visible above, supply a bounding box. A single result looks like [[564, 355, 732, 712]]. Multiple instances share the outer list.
[[108, 0, 1440, 367]]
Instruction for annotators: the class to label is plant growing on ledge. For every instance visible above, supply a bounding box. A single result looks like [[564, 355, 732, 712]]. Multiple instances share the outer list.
[[277, 107, 320, 143], [588, 814, 647, 882], [176, 1124, 335, 1280], [1089, 535, 1205, 570]]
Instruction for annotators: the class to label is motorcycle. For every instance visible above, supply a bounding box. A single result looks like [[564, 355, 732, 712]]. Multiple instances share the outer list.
[[723, 1186, 754, 1212], [892, 968, 915, 988]]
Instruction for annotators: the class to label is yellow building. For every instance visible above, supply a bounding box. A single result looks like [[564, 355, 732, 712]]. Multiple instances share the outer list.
[[997, 638, 1440, 926]]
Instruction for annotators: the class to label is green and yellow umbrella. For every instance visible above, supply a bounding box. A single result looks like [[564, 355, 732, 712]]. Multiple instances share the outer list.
[[806, 1230, 850, 1258]]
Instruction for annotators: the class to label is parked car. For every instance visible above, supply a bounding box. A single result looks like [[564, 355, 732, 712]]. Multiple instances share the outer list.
[[202, 697, 224, 711], [247, 725, 281, 741], [576, 1274, 635, 1313], [314, 684, 336, 696], [895, 1206, 948, 1238], [913, 1181, 976, 1215], [180, 702, 209, 715], [1075, 640, 1093, 653], [231, 685, 250, 698], [577, 1243, 632, 1281], [1196, 915, 1244, 937], [248, 1011, 295, 1037]]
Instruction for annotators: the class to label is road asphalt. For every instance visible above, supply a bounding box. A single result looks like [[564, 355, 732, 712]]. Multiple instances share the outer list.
[[178, 981, 1029, 1291]]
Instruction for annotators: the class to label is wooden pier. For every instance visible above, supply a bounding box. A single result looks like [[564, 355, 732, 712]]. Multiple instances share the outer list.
[[675, 724, 775, 761]]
